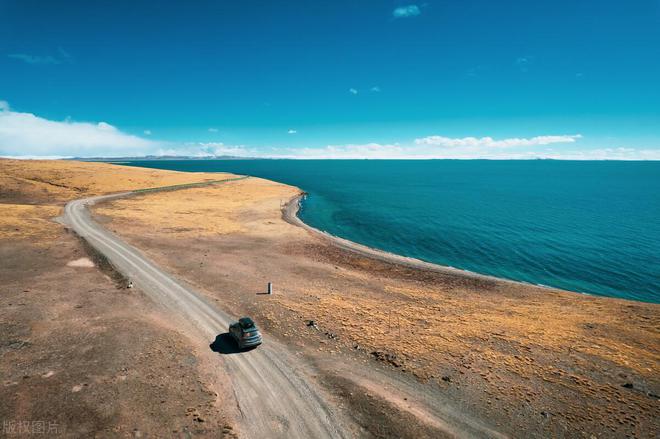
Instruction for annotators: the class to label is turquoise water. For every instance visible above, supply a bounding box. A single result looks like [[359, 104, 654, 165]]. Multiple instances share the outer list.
[[121, 160, 660, 303]]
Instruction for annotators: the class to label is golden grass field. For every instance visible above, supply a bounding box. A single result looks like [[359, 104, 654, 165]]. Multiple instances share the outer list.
[[0, 158, 234, 241], [94, 177, 299, 238], [0, 204, 62, 241]]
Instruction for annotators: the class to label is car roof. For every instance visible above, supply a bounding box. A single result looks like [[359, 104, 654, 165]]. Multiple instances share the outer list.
[[238, 317, 255, 329]]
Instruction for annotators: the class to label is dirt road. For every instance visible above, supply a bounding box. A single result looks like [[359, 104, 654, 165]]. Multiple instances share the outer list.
[[62, 192, 348, 438]]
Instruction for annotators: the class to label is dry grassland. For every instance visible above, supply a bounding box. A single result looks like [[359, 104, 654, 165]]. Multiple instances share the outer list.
[[0, 158, 235, 241]]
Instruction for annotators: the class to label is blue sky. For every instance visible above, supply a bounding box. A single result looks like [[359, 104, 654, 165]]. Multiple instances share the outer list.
[[1, 0, 659, 159]]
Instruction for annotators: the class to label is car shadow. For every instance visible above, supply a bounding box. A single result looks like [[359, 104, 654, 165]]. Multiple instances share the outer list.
[[209, 333, 257, 355]]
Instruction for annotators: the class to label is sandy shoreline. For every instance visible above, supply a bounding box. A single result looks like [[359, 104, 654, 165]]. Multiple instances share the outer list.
[[283, 193, 566, 295]]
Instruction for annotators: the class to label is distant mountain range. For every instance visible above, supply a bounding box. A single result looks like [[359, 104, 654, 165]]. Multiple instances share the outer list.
[[75, 155, 260, 161]]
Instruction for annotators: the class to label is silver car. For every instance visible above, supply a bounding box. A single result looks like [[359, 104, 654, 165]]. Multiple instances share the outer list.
[[229, 317, 262, 349]]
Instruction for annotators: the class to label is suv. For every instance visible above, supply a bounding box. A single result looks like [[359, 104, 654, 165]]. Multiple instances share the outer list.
[[229, 317, 263, 349]]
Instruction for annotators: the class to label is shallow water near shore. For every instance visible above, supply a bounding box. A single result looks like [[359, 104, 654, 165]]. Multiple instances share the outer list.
[[119, 160, 660, 303]]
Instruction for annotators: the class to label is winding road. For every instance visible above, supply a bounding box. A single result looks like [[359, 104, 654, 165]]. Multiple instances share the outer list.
[[62, 191, 347, 438]]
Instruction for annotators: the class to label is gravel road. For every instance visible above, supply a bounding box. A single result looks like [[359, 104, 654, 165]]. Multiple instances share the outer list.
[[63, 192, 348, 438]]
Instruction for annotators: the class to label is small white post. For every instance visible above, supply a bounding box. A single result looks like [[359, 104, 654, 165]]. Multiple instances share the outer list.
[[267, 282, 273, 295]]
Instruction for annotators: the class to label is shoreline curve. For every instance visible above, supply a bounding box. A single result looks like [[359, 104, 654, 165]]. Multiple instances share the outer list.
[[281, 193, 554, 291]]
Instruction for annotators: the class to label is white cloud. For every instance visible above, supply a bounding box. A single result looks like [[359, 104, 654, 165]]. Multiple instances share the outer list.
[[524, 147, 660, 161], [208, 127, 219, 133], [1, 101, 657, 161], [265, 141, 660, 160], [515, 56, 532, 73], [8, 54, 60, 65], [467, 66, 483, 78], [143, 129, 152, 135], [290, 143, 403, 159], [261, 133, 658, 160], [287, 129, 297, 134], [157, 142, 258, 158], [393, 5, 421, 18], [415, 134, 582, 148], [57, 47, 73, 63], [0, 103, 159, 157], [348, 86, 380, 95], [139, 136, 660, 161], [8, 48, 74, 66]]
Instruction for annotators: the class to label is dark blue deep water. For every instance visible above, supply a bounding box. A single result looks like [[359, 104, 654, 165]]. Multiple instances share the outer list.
[[120, 160, 660, 303]]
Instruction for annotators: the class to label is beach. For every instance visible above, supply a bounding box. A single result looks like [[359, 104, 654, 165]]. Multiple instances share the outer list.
[[1, 159, 659, 437], [283, 193, 541, 286]]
